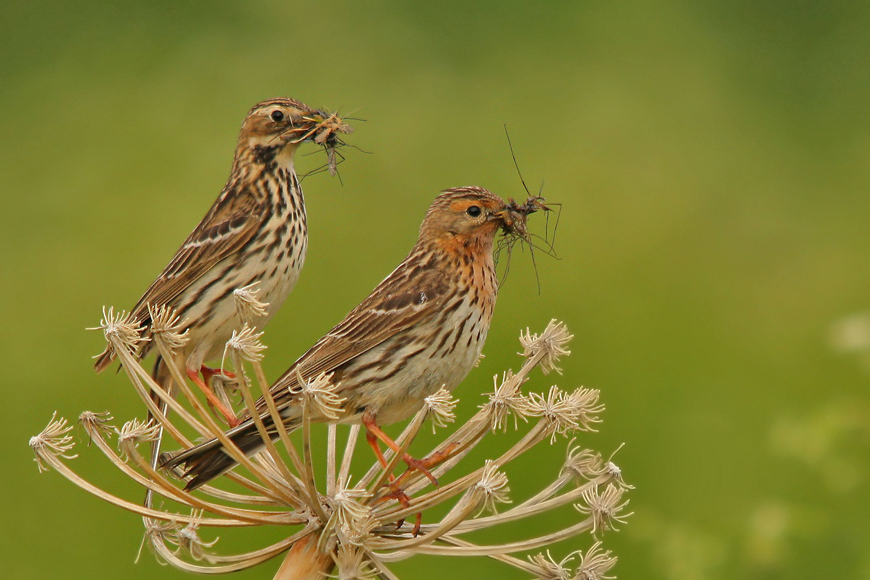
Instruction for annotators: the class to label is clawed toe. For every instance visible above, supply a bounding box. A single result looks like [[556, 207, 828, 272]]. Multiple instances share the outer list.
[[403, 456, 439, 486], [377, 488, 422, 536]]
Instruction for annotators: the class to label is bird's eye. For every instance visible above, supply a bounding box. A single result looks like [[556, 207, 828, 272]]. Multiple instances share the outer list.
[[270, 110, 285, 122], [466, 205, 482, 217]]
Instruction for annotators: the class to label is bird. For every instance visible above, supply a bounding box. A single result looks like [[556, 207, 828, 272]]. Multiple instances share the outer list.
[[162, 186, 538, 491], [93, 97, 351, 427]]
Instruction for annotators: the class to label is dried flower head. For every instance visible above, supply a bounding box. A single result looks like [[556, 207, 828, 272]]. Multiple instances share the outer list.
[[524, 541, 617, 580], [148, 304, 190, 351], [424, 387, 458, 432], [29, 412, 77, 472], [483, 370, 532, 432], [563, 445, 606, 483], [79, 411, 115, 436], [291, 370, 346, 421], [117, 418, 160, 459], [223, 324, 267, 365], [527, 386, 581, 443], [473, 461, 511, 515], [575, 484, 633, 537], [563, 443, 633, 491], [520, 319, 573, 375], [32, 319, 629, 579], [328, 487, 379, 546], [527, 550, 574, 580], [89, 306, 150, 359], [602, 447, 633, 491], [575, 541, 618, 580], [566, 388, 605, 432], [233, 282, 269, 324], [139, 519, 181, 564], [174, 511, 220, 562]]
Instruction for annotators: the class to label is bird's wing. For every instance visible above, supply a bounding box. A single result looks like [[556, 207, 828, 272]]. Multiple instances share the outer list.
[[128, 182, 265, 325], [255, 253, 455, 413]]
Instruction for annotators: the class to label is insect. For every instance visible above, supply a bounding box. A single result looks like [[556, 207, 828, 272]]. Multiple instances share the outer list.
[[280, 111, 354, 176], [495, 128, 562, 291]]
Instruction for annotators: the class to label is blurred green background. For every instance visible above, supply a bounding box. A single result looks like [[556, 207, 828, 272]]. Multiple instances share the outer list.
[[4, 1, 870, 578]]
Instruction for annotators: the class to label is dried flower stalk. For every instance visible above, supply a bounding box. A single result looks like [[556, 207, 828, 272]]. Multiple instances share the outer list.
[[32, 309, 630, 579]]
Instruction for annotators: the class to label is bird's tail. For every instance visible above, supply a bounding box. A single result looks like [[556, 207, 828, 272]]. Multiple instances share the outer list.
[[160, 413, 298, 491], [92, 345, 115, 373], [145, 356, 177, 507]]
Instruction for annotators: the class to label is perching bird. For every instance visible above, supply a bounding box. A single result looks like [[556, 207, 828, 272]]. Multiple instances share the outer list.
[[163, 186, 539, 490], [93, 97, 351, 426]]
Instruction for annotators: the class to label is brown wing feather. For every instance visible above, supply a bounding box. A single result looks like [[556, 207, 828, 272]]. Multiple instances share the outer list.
[[247, 252, 451, 416], [129, 184, 264, 324], [93, 183, 264, 372]]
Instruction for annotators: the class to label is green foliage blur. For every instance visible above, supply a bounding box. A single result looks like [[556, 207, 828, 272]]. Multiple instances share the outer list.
[[4, 1, 870, 578]]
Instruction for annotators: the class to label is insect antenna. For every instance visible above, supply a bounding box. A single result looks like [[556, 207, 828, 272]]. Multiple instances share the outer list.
[[504, 125, 532, 198]]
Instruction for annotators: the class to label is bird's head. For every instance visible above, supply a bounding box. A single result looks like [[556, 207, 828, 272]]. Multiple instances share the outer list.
[[236, 97, 352, 167], [419, 186, 535, 255]]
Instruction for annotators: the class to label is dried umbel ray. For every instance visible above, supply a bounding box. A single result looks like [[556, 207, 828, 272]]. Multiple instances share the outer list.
[[30, 291, 631, 579]]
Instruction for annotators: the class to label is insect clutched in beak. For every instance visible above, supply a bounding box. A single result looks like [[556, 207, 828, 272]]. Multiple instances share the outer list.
[[493, 196, 558, 291], [493, 196, 552, 242], [284, 110, 354, 176]]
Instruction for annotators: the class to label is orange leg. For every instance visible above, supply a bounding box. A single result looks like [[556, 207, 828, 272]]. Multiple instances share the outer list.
[[201, 365, 236, 381], [186, 367, 240, 427], [375, 489, 423, 536], [362, 413, 439, 486], [366, 430, 418, 532], [365, 429, 397, 482], [363, 413, 462, 537], [391, 442, 459, 491]]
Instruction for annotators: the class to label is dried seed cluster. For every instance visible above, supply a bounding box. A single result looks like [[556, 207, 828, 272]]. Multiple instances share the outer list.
[[31, 304, 631, 579]]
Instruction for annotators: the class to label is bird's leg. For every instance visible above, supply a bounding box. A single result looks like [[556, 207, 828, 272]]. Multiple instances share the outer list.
[[365, 429, 396, 482], [374, 489, 423, 536], [201, 365, 236, 381], [385, 443, 458, 538], [186, 367, 241, 427], [366, 425, 419, 532], [391, 442, 460, 491], [361, 413, 438, 486]]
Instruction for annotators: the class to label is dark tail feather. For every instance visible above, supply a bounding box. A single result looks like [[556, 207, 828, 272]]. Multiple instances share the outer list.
[[148, 355, 177, 419], [93, 345, 115, 373], [160, 416, 284, 491], [145, 356, 175, 507]]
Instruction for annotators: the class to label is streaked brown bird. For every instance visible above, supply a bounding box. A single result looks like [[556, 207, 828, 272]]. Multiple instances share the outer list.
[[93, 97, 351, 426], [164, 186, 539, 490]]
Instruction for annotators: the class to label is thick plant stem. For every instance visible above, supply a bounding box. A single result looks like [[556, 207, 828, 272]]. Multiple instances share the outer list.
[[273, 534, 334, 580]]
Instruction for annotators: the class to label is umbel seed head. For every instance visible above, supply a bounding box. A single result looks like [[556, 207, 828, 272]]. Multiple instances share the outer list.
[[33, 314, 630, 579]]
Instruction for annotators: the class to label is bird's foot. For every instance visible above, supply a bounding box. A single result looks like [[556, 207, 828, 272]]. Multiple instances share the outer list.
[[200, 365, 236, 381], [187, 367, 241, 427], [402, 454, 439, 487], [376, 489, 422, 537], [394, 443, 460, 489]]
